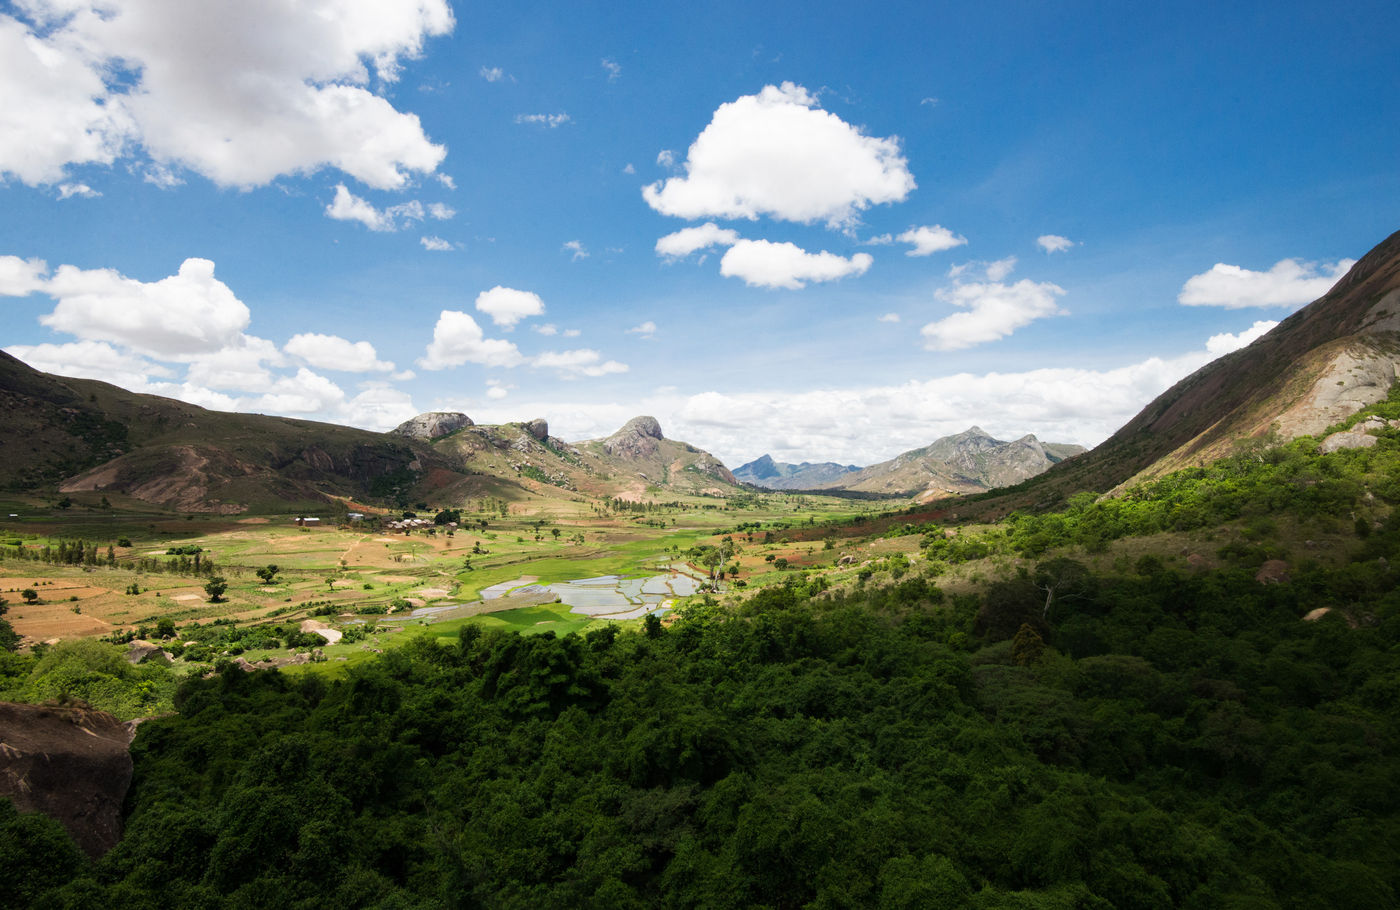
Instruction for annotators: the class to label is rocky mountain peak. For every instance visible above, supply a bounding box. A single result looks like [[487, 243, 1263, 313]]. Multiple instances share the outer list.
[[603, 416, 665, 459], [391, 411, 473, 440]]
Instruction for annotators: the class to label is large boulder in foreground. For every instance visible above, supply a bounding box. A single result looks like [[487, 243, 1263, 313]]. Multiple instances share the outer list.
[[0, 702, 134, 857]]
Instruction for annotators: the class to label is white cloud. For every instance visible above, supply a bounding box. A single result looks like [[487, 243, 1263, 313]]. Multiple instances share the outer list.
[[463, 332, 1249, 466], [475, 286, 544, 328], [1179, 258, 1355, 309], [898, 225, 967, 257], [878, 313, 901, 323], [0, 256, 50, 296], [419, 310, 524, 369], [655, 222, 741, 259], [486, 385, 509, 400], [0, 0, 452, 189], [427, 202, 455, 220], [563, 240, 588, 261], [57, 182, 100, 199], [3, 340, 172, 389], [325, 184, 432, 231], [420, 235, 453, 251], [532, 323, 559, 336], [1205, 320, 1278, 356], [642, 82, 915, 228], [342, 383, 418, 428], [563, 328, 581, 338], [626, 321, 657, 338], [719, 239, 873, 289], [656, 149, 675, 168], [533, 349, 628, 378], [515, 113, 571, 128], [921, 278, 1066, 351], [285, 332, 395, 373], [480, 65, 505, 82], [601, 58, 621, 81], [984, 256, 1018, 282], [181, 336, 285, 392], [622, 163, 636, 175], [248, 367, 346, 415], [39, 257, 252, 358], [1037, 234, 1075, 253]]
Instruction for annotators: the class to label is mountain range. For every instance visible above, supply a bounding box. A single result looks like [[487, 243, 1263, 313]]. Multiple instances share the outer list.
[[2, 229, 1398, 513]]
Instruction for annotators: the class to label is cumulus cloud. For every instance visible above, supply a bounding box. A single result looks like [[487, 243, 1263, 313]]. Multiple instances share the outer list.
[[0, 0, 452, 189], [642, 82, 915, 228], [38, 257, 251, 358], [420, 235, 453, 251], [898, 225, 967, 256], [656, 149, 676, 168], [325, 184, 434, 231], [719, 240, 873, 289], [984, 256, 1018, 282], [626, 321, 657, 338], [486, 383, 509, 400], [419, 310, 524, 369], [285, 332, 395, 373], [427, 202, 454, 220], [475, 286, 545, 328], [533, 349, 628, 378], [0, 256, 50, 296], [4, 340, 172, 389], [655, 222, 740, 259], [515, 113, 571, 128], [1178, 258, 1355, 309], [1037, 234, 1075, 253], [464, 328, 1254, 467], [878, 313, 901, 323], [532, 323, 559, 336], [1205, 320, 1278, 356], [57, 182, 100, 199], [921, 278, 1066, 351]]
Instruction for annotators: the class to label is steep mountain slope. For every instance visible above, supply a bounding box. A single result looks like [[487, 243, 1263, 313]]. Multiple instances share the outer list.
[[946, 228, 1400, 518], [816, 427, 1083, 497], [575, 416, 740, 495], [734, 455, 862, 490], [0, 351, 464, 512]]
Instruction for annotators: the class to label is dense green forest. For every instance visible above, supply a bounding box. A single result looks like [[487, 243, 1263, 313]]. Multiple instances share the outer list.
[[7, 542, 1400, 908], [5, 397, 1400, 908]]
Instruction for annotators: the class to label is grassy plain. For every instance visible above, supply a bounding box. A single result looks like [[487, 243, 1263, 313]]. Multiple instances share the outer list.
[[0, 491, 886, 668]]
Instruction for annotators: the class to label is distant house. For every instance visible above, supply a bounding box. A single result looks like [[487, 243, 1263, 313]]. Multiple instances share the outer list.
[[295, 516, 321, 527], [347, 512, 364, 522]]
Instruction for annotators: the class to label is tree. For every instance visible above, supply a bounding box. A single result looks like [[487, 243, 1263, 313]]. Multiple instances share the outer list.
[[21, 589, 38, 605], [255, 564, 279, 584], [204, 576, 228, 603], [1032, 557, 1093, 620], [157, 617, 177, 639]]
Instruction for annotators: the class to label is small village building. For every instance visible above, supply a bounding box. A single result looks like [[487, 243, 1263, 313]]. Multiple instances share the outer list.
[[294, 516, 321, 526]]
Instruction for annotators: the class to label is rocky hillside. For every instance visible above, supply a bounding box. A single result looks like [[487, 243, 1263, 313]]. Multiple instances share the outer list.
[[0, 702, 133, 857], [0, 352, 461, 513], [575, 416, 739, 494], [819, 427, 1084, 498], [734, 455, 863, 490], [938, 227, 1400, 519]]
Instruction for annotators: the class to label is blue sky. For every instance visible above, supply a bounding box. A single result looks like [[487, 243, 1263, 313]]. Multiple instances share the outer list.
[[2, 0, 1397, 467]]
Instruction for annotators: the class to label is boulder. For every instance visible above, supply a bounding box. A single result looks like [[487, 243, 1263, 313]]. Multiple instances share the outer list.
[[1255, 559, 1290, 585], [524, 418, 549, 441], [0, 702, 134, 857], [391, 411, 473, 440]]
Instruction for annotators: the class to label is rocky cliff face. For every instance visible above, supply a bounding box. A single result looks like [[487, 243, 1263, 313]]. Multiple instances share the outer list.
[[391, 411, 474, 440], [602, 416, 665, 460], [0, 702, 134, 857]]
